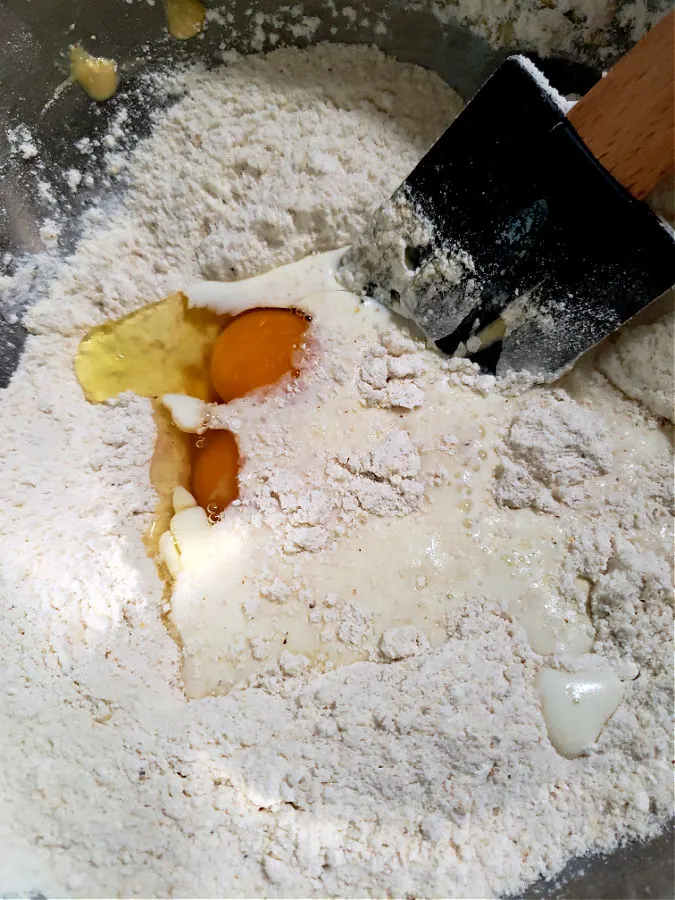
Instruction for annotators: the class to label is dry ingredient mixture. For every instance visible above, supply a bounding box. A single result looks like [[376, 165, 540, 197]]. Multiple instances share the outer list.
[[0, 42, 673, 899]]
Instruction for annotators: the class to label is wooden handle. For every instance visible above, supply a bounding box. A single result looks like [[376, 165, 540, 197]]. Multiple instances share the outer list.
[[567, 10, 674, 200]]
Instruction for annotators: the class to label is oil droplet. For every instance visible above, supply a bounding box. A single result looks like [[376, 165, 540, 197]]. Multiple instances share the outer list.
[[76, 292, 227, 403], [478, 449, 488, 461], [459, 500, 473, 513], [69, 45, 119, 102], [164, 0, 206, 39]]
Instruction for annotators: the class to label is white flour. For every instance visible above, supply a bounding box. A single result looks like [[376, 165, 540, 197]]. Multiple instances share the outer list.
[[0, 43, 673, 899], [598, 309, 675, 421], [493, 388, 614, 511]]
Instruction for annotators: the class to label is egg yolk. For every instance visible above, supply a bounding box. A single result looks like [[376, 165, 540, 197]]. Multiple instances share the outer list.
[[210, 307, 309, 403], [191, 429, 240, 517]]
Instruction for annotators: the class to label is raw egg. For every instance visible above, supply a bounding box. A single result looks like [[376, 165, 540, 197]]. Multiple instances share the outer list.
[[75, 291, 225, 403], [191, 429, 240, 518], [75, 290, 309, 531], [210, 308, 309, 403], [75, 292, 227, 550]]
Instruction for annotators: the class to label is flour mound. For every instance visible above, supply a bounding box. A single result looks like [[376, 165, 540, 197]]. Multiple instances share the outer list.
[[494, 389, 613, 510], [252, 426, 425, 552], [379, 624, 430, 660], [257, 468, 334, 553], [590, 535, 673, 673], [597, 309, 674, 422], [333, 429, 424, 517], [357, 327, 428, 409]]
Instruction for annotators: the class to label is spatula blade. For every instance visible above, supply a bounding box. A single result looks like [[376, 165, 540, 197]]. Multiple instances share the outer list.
[[338, 56, 675, 380]]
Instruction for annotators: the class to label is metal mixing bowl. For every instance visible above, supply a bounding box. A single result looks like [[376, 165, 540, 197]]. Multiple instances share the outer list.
[[1, 1, 673, 896]]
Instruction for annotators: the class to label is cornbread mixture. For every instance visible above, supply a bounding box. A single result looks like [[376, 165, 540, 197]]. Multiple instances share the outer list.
[[0, 44, 672, 899]]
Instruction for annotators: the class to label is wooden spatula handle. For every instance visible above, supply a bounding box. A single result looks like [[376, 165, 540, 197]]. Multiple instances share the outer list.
[[567, 10, 674, 201]]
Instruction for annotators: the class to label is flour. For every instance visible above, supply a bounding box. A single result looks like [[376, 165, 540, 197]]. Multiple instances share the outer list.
[[494, 388, 614, 510], [432, 0, 670, 63], [379, 624, 430, 660], [6, 123, 39, 160], [333, 429, 425, 517], [598, 309, 675, 421], [357, 327, 429, 409], [0, 42, 673, 900]]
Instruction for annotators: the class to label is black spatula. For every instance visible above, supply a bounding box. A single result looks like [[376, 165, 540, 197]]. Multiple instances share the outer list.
[[338, 11, 675, 381]]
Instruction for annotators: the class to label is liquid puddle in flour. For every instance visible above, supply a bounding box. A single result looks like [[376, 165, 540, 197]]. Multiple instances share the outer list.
[[74, 261, 598, 728]]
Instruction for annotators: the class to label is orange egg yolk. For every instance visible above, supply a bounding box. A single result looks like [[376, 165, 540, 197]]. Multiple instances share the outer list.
[[190, 429, 240, 517], [210, 307, 309, 403]]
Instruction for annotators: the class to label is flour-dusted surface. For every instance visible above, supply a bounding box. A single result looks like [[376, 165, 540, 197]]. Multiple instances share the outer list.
[[0, 43, 673, 899], [598, 308, 674, 421], [493, 389, 614, 511]]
